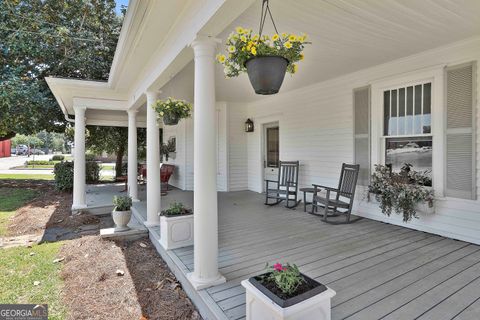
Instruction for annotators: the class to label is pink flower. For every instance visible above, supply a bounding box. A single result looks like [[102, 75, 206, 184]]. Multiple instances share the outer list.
[[273, 263, 283, 272]]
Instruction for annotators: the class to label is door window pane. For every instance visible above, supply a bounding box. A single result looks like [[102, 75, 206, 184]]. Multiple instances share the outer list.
[[266, 127, 279, 168]]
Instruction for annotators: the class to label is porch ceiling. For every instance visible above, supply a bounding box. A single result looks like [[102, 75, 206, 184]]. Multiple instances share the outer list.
[[212, 0, 480, 102]]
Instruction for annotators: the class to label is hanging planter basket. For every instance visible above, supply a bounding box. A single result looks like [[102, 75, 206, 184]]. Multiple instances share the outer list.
[[245, 56, 288, 95], [152, 98, 192, 127], [162, 113, 180, 126], [216, 0, 310, 95]]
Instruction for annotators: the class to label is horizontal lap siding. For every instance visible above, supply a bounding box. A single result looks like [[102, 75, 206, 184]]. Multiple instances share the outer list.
[[163, 120, 187, 190], [245, 38, 480, 244], [227, 103, 248, 191]]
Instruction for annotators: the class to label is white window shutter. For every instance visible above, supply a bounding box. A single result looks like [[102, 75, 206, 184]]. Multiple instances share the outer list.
[[354, 86, 370, 186], [445, 62, 477, 200]]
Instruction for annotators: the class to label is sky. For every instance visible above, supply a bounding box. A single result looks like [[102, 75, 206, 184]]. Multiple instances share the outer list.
[[115, 0, 129, 15]]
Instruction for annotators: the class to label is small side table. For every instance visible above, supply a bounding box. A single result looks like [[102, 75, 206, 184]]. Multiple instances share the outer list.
[[300, 187, 317, 212]]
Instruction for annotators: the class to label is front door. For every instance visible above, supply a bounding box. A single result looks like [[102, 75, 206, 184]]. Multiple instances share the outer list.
[[263, 122, 279, 187]]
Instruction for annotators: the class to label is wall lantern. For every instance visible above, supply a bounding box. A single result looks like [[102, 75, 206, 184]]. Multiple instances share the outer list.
[[245, 119, 254, 132]]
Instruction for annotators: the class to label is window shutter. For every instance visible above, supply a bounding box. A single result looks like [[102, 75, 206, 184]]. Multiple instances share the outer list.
[[445, 62, 476, 199], [354, 86, 370, 186]]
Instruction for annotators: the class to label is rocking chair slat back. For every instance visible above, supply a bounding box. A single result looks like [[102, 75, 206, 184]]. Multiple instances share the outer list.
[[279, 161, 299, 186], [337, 164, 360, 198]]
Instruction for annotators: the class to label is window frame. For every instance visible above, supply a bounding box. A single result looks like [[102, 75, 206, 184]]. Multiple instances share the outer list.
[[370, 66, 445, 197]]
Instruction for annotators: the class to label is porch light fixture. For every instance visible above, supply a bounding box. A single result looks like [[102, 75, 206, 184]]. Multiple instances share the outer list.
[[245, 119, 254, 132]]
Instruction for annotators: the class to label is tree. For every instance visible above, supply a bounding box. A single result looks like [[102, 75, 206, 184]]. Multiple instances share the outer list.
[[0, 0, 122, 139], [65, 125, 148, 178]]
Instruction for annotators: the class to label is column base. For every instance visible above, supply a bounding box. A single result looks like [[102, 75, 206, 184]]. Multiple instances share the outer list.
[[187, 272, 226, 290], [71, 204, 87, 211], [144, 221, 160, 228]]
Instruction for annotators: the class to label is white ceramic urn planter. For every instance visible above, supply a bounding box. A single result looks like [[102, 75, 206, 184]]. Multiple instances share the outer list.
[[159, 214, 194, 250], [241, 274, 336, 320], [112, 210, 132, 232]]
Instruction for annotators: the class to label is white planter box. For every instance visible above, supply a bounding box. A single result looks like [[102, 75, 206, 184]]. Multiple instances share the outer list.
[[159, 214, 194, 250], [415, 202, 435, 215], [368, 193, 435, 215], [242, 277, 336, 320]]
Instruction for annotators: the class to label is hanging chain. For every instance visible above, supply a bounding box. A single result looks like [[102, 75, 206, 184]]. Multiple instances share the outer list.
[[258, 0, 279, 38]]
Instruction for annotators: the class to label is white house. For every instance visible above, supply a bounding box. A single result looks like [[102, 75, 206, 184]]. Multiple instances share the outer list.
[[46, 1, 480, 319]]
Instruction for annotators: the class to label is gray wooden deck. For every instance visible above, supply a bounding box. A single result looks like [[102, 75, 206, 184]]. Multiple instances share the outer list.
[[89, 187, 480, 319]]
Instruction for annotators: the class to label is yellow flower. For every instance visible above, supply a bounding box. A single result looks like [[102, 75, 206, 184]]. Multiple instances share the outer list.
[[246, 45, 251, 51], [252, 34, 259, 41], [272, 34, 279, 41], [281, 32, 288, 38], [228, 45, 236, 53], [284, 41, 292, 49], [217, 54, 226, 63], [240, 35, 247, 42], [251, 47, 257, 55], [299, 33, 307, 42], [289, 34, 297, 42], [299, 53, 304, 60], [292, 64, 298, 73], [236, 26, 244, 34]]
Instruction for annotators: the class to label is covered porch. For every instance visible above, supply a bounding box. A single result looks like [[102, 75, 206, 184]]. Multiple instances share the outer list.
[[46, 0, 480, 318], [87, 185, 480, 320]]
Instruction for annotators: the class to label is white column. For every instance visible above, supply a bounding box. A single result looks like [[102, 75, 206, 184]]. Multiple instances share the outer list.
[[187, 36, 226, 290], [145, 91, 161, 227], [72, 106, 87, 210], [127, 109, 139, 202]]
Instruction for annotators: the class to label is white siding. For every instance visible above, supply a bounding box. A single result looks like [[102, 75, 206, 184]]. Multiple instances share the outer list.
[[163, 119, 188, 190], [227, 102, 248, 191], [245, 38, 480, 244]]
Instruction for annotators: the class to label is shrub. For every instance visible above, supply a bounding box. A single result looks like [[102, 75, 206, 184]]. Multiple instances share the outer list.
[[51, 155, 64, 161], [26, 160, 58, 166], [113, 195, 132, 211], [54, 162, 74, 192], [86, 161, 100, 183], [85, 153, 96, 161]]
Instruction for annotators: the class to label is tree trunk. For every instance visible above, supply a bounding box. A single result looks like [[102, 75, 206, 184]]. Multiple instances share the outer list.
[[115, 145, 125, 178]]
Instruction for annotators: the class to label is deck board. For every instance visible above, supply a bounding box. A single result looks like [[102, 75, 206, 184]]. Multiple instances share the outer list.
[[126, 189, 480, 320]]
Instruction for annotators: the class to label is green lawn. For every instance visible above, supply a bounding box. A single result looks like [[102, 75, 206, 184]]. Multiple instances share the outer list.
[[100, 164, 115, 171], [0, 188, 39, 236], [0, 242, 66, 320], [20, 165, 55, 169], [0, 174, 54, 180]]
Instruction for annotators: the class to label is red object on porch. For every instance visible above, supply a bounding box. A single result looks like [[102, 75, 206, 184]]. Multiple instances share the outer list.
[[0, 140, 11, 158], [161, 164, 175, 195]]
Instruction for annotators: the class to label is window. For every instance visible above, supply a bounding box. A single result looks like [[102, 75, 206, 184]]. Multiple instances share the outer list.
[[266, 127, 279, 168], [383, 82, 432, 181]]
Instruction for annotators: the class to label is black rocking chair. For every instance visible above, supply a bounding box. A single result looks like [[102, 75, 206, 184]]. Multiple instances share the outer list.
[[310, 163, 360, 224], [265, 161, 301, 209]]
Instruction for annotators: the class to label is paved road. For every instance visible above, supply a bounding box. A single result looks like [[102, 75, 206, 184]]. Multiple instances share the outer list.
[[0, 154, 52, 170], [0, 154, 55, 175]]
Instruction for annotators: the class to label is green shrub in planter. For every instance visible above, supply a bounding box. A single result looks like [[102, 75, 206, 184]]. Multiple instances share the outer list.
[[86, 161, 100, 183], [51, 155, 65, 161], [113, 195, 132, 211], [54, 161, 74, 191]]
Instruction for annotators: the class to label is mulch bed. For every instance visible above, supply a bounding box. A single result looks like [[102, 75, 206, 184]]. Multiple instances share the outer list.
[[60, 236, 200, 320], [1, 180, 201, 319]]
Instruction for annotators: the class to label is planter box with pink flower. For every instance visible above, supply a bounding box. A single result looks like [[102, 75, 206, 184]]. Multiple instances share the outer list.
[[241, 263, 336, 320]]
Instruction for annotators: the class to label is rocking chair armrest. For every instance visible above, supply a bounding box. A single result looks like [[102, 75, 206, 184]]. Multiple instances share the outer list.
[[312, 184, 339, 193], [265, 179, 279, 184]]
